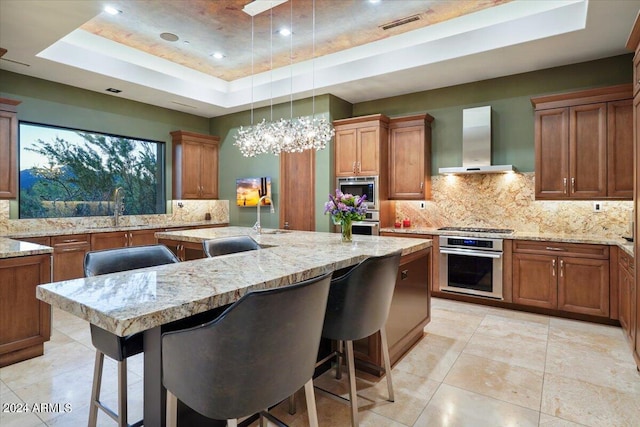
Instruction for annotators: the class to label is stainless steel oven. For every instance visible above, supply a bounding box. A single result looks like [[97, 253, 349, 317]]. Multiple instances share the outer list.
[[351, 211, 380, 236], [439, 235, 504, 299], [337, 176, 379, 211]]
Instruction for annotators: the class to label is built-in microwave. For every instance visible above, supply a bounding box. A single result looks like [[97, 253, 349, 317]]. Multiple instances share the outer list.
[[336, 176, 379, 211]]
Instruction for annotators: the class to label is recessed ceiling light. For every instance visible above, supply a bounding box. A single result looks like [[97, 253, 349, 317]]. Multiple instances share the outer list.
[[369, 0, 381, 3], [211, 52, 224, 59], [105, 88, 122, 93], [278, 28, 292, 36], [104, 5, 121, 15], [160, 32, 179, 42], [183, 40, 190, 45]]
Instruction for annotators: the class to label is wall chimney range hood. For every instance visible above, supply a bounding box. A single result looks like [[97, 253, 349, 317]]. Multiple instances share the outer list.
[[438, 106, 515, 175]]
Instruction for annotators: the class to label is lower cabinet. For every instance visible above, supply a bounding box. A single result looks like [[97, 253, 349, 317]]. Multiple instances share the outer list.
[[512, 240, 610, 317], [157, 239, 207, 261], [90, 229, 161, 250], [51, 234, 90, 282], [0, 254, 52, 367], [619, 250, 635, 346], [353, 248, 431, 375]]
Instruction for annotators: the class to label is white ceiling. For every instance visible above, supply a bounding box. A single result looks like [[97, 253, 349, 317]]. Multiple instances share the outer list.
[[1, 0, 639, 118]]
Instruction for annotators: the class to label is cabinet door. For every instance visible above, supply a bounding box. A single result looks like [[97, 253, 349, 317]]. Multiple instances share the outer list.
[[0, 255, 51, 367], [607, 99, 633, 198], [620, 265, 633, 342], [558, 256, 609, 317], [335, 128, 358, 176], [535, 108, 569, 199], [357, 126, 380, 176], [569, 103, 607, 198], [0, 108, 17, 199], [91, 231, 128, 250], [199, 141, 219, 199], [280, 150, 315, 231], [52, 235, 90, 281], [389, 125, 425, 199], [181, 141, 203, 199], [513, 253, 557, 309], [129, 229, 160, 246]]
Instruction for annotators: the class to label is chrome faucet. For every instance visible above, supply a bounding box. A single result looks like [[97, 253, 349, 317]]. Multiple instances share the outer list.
[[253, 195, 275, 234], [113, 187, 125, 227]]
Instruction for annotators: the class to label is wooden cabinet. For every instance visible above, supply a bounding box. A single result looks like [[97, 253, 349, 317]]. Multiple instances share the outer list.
[[0, 254, 51, 367], [171, 130, 219, 199], [618, 250, 635, 345], [90, 228, 160, 250], [51, 234, 90, 282], [388, 114, 434, 200], [0, 98, 20, 199], [532, 85, 633, 200], [512, 240, 609, 317], [333, 114, 389, 177]]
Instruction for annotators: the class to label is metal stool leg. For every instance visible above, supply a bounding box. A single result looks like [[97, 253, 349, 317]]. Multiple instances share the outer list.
[[288, 394, 296, 415], [166, 391, 178, 427], [345, 340, 359, 427], [379, 328, 394, 402], [117, 359, 128, 427], [335, 340, 343, 380], [88, 350, 104, 427], [304, 379, 319, 427]]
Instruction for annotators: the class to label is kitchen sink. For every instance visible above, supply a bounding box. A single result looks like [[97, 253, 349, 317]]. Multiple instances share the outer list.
[[260, 229, 292, 235]]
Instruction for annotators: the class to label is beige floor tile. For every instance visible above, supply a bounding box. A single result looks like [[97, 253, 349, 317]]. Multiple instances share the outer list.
[[548, 323, 633, 364], [541, 373, 640, 427], [545, 342, 640, 394], [444, 353, 544, 410], [538, 413, 588, 426], [414, 383, 539, 427], [1, 378, 11, 395], [423, 315, 481, 343], [475, 314, 549, 341], [463, 330, 547, 372], [393, 337, 462, 382], [0, 390, 47, 427]]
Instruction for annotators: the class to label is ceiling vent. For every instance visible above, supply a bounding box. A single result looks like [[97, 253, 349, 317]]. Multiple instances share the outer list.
[[380, 15, 420, 31]]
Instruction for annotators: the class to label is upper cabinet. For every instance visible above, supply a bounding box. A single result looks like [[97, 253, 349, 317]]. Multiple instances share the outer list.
[[532, 84, 633, 200], [0, 98, 21, 199], [333, 114, 389, 177], [171, 130, 220, 199], [388, 114, 434, 200]]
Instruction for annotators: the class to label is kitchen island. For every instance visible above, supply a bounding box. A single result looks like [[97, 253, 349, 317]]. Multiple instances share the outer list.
[[36, 227, 431, 427]]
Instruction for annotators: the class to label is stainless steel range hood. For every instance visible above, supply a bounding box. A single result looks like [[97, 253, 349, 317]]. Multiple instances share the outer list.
[[438, 106, 515, 175]]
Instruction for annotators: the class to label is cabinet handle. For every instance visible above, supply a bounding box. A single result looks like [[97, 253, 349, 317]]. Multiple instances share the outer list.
[[571, 177, 575, 194], [563, 178, 567, 194], [560, 259, 564, 277], [124, 234, 129, 246], [552, 259, 556, 276], [420, 182, 424, 190], [57, 247, 85, 253], [357, 161, 361, 173], [545, 247, 566, 251], [59, 239, 82, 243], [352, 161, 356, 173]]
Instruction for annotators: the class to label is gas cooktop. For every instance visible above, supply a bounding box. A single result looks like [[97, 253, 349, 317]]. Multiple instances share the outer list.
[[438, 226, 514, 234]]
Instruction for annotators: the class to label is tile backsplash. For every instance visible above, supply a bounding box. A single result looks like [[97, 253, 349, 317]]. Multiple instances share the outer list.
[[394, 172, 633, 238], [0, 199, 229, 235]]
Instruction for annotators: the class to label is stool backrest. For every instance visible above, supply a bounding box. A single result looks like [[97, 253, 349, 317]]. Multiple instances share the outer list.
[[84, 244, 179, 277], [162, 272, 332, 421], [323, 250, 402, 341], [202, 235, 260, 257]]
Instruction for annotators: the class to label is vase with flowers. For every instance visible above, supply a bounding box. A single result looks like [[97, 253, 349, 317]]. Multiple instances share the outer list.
[[324, 189, 368, 242]]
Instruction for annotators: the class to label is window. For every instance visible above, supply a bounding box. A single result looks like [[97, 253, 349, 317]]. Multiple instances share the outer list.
[[19, 122, 166, 219]]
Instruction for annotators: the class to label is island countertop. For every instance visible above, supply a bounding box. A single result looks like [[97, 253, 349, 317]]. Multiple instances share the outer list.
[[37, 227, 431, 337]]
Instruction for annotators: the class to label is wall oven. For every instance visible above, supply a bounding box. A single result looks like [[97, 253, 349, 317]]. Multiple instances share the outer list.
[[337, 176, 379, 211], [439, 235, 504, 299], [352, 211, 380, 236]]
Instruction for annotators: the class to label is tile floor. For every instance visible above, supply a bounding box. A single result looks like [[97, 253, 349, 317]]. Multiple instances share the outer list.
[[2, 298, 640, 426]]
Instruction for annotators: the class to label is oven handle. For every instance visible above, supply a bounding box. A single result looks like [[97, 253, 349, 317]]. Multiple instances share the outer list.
[[439, 247, 502, 259]]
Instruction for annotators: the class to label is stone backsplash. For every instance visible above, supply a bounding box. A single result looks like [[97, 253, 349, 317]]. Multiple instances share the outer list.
[[394, 172, 633, 238], [0, 199, 229, 235]]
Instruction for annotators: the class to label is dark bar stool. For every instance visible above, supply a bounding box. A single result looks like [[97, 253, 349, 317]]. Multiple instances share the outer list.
[[162, 272, 333, 427], [202, 235, 261, 257], [314, 251, 402, 427], [84, 244, 179, 427]]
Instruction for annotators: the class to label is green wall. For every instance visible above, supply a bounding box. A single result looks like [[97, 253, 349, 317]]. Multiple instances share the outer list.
[[210, 94, 352, 232], [0, 70, 210, 217], [353, 54, 633, 172]]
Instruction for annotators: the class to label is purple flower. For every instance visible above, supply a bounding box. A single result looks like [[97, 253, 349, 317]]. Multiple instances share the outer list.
[[324, 189, 368, 222]]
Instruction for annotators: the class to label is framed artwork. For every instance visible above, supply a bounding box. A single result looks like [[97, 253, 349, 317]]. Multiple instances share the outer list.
[[236, 177, 271, 207]]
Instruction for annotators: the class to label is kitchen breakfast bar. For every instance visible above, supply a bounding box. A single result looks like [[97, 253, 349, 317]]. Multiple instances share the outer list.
[[36, 227, 432, 426]]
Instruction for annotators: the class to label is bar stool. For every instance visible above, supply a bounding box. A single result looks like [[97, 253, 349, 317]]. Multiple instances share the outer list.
[[84, 244, 180, 427], [202, 235, 260, 257], [315, 251, 402, 427], [162, 272, 332, 427]]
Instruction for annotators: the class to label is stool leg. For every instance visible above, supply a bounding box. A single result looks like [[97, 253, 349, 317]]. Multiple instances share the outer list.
[[166, 391, 178, 427], [227, 419, 238, 427], [117, 359, 128, 427], [288, 394, 296, 415], [88, 350, 104, 427], [304, 379, 319, 427], [335, 340, 343, 380], [379, 328, 394, 402], [345, 340, 359, 427]]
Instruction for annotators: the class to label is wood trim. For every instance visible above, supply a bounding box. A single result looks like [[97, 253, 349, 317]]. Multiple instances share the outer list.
[[0, 98, 21, 112], [502, 239, 513, 303], [0, 48, 7, 58], [333, 113, 390, 128], [531, 84, 633, 110], [388, 113, 434, 126], [610, 245, 620, 321], [626, 12, 640, 50], [169, 130, 220, 145]]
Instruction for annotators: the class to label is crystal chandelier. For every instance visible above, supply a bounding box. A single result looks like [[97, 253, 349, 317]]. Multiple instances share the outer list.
[[234, 0, 334, 157]]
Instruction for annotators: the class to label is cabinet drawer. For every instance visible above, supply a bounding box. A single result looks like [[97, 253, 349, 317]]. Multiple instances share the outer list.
[[19, 236, 51, 246], [634, 49, 640, 96], [620, 251, 635, 276], [51, 234, 90, 246], [513, 240, 608, 259]]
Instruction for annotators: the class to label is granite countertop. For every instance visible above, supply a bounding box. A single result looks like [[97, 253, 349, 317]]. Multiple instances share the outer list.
[[380, 227, 634, 257], [0, 238, 53, 259], [3, 220, 228, 239], [37, 227, 431, 337]]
